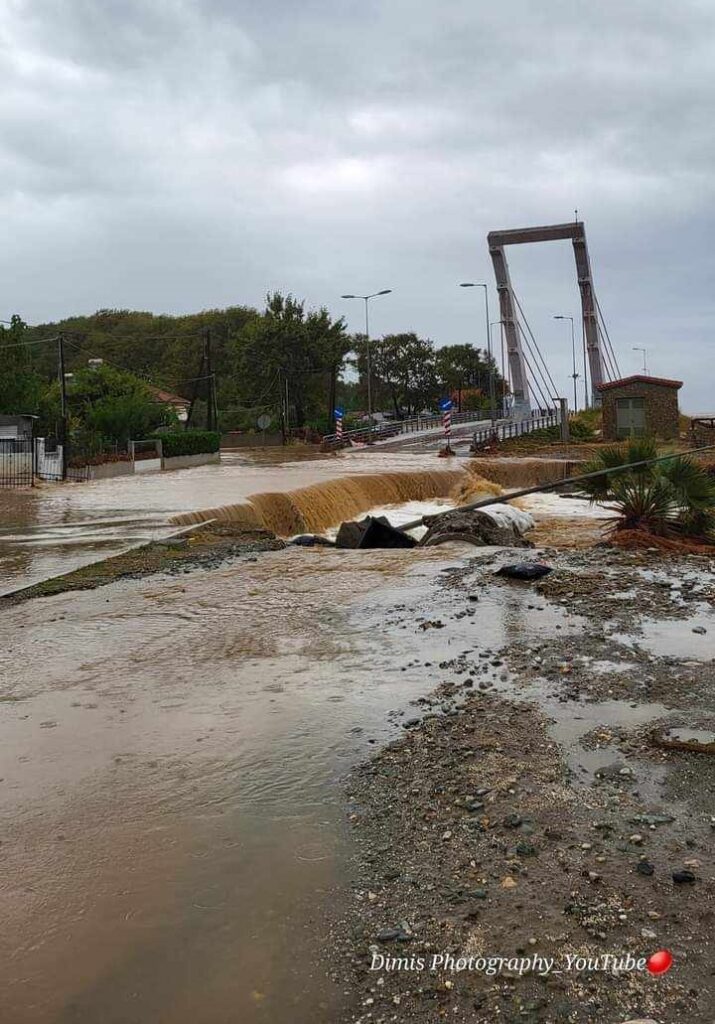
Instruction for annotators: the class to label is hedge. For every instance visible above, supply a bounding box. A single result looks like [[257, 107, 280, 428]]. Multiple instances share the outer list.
[[153, 429, 221, 458]]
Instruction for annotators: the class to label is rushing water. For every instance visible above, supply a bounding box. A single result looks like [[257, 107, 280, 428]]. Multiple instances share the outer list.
[[0, 450, 465, 595]]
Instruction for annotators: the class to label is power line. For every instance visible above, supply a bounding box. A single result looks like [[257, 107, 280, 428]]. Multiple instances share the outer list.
[[0, 334, 60, 350]]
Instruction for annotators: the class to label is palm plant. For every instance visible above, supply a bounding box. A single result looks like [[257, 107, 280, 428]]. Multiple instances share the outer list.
[[581, 439, 715, 539]]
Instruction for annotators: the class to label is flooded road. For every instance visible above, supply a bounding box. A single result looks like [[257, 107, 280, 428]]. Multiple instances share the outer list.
[[0, 449, 464, 596], [1, 533, 624, 1024], [0, 544, 469, 1023]]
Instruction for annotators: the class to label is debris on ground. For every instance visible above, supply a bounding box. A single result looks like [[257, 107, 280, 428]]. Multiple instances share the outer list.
[[421, 508, 534, 548], [495, 561, 553, 580], [335, 516, 417, 550]]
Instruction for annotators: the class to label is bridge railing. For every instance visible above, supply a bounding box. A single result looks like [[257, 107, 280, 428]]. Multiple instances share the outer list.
[[471, 411, 560, 447], [322, 409, 490, 448]]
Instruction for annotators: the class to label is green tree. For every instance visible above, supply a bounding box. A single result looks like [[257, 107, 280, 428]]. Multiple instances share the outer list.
[[434, 343, 504, 412], [353, 333, 439, 418], [40, 364, 174, 451], [0, 316, 42, 414], [230, 293, 349, 429]]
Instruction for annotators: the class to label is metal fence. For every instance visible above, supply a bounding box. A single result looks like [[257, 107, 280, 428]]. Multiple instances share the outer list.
[[471, 412, 560, 447], [322, 409, 492, 448], [0, 438, 34, 487], [0, 437, 90, 487]]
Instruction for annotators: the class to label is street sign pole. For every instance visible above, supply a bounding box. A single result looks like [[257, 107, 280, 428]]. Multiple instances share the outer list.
[[438, 398, 454, 457]]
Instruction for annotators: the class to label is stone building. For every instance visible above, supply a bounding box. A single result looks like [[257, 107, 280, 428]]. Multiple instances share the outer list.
[[596, 375, 682, 441]]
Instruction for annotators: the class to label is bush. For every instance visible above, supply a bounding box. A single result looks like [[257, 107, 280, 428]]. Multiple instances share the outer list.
[[153, 429, 221, 457]]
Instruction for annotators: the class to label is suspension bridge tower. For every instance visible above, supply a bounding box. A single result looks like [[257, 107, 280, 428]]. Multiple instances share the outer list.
[[487, 220, 620, 417]]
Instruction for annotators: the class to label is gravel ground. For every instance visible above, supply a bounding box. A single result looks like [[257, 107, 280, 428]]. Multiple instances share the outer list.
[[341, 545, 715, 1023]]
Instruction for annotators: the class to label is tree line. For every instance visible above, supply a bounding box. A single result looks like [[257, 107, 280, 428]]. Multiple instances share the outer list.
[[1, 294, 505, 446]]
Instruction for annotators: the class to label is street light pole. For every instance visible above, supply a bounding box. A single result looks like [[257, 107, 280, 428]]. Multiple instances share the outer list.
[[459, 283, 497, 426], [554, 315, 579, 413], [633, 347, 648, 374], [490, 319, 506, 417], [341, 290, 392, 427]]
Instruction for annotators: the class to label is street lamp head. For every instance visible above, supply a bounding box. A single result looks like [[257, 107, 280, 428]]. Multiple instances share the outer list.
[[376, 289, 392, 295], [341, 294, 356, 299], [459, 282, 476, 288]]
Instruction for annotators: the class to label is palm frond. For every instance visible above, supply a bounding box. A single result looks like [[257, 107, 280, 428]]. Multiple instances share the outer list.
[[659, 457, 715, 511], [609, 475, 679, 534]]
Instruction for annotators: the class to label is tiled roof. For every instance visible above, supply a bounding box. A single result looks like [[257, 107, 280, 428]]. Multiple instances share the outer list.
[[596, 374, 682, 392]]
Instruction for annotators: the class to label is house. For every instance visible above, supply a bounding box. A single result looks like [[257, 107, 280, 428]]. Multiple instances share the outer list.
[[148, 387, 191, 423], [596, 375, 682, 441], [0, 414, 36, 440]]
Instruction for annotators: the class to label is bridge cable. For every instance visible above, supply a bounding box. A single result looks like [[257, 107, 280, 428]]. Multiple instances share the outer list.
[[512, 291, 561, 399], [594, 294, 621, 378], [511, 300, 560, 407], [513, 320, 557, 411]]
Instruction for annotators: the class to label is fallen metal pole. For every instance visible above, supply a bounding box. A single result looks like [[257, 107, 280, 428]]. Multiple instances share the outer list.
[[398, 444, 715, 532]]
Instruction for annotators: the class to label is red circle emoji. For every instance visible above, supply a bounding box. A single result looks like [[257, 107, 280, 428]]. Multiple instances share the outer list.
[[647, 949, 673, 975]]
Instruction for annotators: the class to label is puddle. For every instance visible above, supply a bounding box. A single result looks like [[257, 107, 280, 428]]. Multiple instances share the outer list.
[[612, 606, 715, 660]]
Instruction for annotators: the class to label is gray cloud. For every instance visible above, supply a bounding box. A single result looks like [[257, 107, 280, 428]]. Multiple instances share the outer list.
[[2, 0, 714, 409]]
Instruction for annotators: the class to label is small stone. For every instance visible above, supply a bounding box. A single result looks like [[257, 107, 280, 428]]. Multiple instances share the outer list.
[[501, 876, 518, 889], [692, 626, 707, 634], [503, 813, 523, 829], [672, 869, 696, 884], [629, 833, 644, 845], [376, 928, 401, 943], [441, 830, 453, 841], [635, 860, 655, 877], [641, 928, 657, 940]]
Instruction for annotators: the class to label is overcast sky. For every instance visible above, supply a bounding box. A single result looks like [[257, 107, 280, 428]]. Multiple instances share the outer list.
[[2, 1, 714, 411]]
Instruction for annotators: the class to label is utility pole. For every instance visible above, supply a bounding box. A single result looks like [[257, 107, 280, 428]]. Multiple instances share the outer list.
[[280, 370, 286, 434], [204, 327, 215, 432], [185, 332, 207, 430], [58, 333, 68, 480], [277, 368, 286, 443], [328, 360, 337, 433]]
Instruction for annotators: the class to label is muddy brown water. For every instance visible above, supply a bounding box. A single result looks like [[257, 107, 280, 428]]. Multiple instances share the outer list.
[[1, 449, 601, 1022], [0, 449, 575, 596], [0, 450, 461, 595]]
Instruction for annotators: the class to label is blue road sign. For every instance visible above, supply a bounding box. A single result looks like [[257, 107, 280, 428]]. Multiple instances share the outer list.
[[439, 398, 453, 412]]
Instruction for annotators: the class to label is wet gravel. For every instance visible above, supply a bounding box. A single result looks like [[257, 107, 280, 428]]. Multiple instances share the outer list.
[[340, 546, 715, 1023]]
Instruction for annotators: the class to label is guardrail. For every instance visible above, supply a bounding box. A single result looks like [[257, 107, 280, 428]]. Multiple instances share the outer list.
[[322, 409, 492, 448], [471, 412, 560, 447]]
